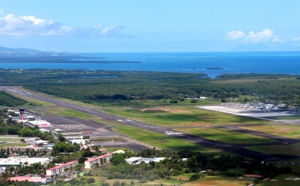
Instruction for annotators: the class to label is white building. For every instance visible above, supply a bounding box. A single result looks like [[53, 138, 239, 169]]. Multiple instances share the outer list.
[[126, 157, 165, 165], [26, 120, 52, 128], [46, 160, 78, 176], [39, 128, 50, 133], [0, 157, 50, 167], [84, 153, 112, 169], [69, 139, 86, 145]]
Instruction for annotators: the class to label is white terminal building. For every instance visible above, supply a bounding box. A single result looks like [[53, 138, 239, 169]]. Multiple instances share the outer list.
[[0, 157, 50, 167], [125, 157, 165, 165], [26, 120, 52, 128]]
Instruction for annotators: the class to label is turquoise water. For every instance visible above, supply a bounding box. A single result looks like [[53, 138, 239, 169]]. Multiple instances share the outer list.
[[1, 52, 300, 78]]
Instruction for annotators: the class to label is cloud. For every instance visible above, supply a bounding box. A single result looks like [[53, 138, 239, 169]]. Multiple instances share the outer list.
[[292, 36, 300, 41], [227, 29, 284, 43], [0, 14, 74, 36], [90, 24, 132, 38], [0, 10, 3, 14], [247, 29, 277, 43], [227, 30, 245, 40], [0, 13, 131, 39], [101, 25, 124, 36]]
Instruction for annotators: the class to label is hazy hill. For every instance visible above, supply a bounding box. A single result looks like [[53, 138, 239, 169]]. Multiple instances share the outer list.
[[0, 46, 74, 58]]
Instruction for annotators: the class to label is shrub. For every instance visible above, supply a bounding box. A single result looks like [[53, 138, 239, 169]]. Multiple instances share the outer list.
[[189, 173, 200, 181]]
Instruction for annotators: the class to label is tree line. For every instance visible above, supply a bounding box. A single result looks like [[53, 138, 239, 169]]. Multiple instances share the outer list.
[[1, 69, 300, 106]]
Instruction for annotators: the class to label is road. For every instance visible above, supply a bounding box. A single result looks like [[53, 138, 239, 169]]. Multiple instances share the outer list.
[[0, 86, 298, 161]]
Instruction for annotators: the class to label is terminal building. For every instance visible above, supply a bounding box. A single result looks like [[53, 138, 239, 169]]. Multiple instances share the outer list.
[[0, 157, 50, 167], [26, 120, 52, 128]]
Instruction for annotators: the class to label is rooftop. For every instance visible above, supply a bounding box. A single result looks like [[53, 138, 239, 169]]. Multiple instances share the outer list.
[[8, 176, 47, 183], [47, 160, 78, 171], [85, 153, 111, 162]]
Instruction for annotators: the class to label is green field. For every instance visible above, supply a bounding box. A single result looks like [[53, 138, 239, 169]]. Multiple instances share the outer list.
[[181, 176, 251, 186], [176, 127, 277, 144], [0, 136, 27, 149], [266, 115, 300, 120], [241, 125, 300, 139], [44, 107, 96, 120], [258, 174, 300, 186], [104, 106, 271, 127], [247, 143, 300, 157], [113, 125, 222, 153]]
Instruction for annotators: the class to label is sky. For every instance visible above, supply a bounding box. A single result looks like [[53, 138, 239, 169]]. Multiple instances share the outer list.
[[0, 0, 300, 52]]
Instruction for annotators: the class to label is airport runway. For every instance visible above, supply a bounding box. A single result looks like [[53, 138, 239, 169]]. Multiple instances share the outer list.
[[1, 86, 298, 161]]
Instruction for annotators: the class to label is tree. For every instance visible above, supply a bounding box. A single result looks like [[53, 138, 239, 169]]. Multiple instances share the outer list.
[[78, 157, 87, 164], [110, 154, 126, 165], [190, 99, 197, 103], [57, 134, 66, 142], [74, 164, 84, 171], [189, 173, 201, 181]]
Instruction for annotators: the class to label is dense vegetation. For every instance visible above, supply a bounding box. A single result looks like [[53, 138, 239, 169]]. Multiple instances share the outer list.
[[93, 149, 292, 184], [0, 91, 28, 106], [1, 68, 300, 106]]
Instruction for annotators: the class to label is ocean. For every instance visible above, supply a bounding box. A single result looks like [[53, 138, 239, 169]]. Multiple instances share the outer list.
[[1, 52, 300, 78]]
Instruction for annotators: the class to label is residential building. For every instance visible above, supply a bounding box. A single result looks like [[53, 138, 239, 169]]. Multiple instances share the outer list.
[[84, 153, 112, 169], [46, 160, 78, 176]]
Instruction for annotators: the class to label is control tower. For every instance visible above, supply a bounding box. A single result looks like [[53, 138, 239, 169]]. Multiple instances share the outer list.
[[19, 108, 25, 120]]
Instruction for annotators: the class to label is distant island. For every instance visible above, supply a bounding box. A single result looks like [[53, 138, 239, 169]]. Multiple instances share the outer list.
[[206, 67, 224, 70], [0, 46, 141, 64], [192, 67, 224, 70]]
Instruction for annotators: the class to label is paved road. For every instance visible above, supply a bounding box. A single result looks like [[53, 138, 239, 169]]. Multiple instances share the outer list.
[[1, 86, 298, 161]]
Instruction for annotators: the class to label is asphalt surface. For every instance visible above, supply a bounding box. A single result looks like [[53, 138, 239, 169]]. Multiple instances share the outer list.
[[1, 86, 299, 161]]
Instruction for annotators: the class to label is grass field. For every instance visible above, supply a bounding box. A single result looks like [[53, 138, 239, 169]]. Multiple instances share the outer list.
[[240, 125, 300, 139], [113, 125, 222, 153], [103, 106, 271, 127], [258, 174, 300, 186], [0, 143, 27, 149], [0, 136, 27, 149], [44, 107, 96, 120], [175, 127, 277, 144], [266, 115, 300, 120], [181, 176, 251, 186], [246, 143, 300, 157]]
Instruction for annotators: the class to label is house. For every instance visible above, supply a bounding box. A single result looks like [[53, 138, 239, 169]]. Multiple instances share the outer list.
[[46, 160, 78, 176], [84, 153, 112, 169]]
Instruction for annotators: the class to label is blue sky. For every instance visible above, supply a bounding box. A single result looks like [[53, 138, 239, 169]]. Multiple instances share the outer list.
[[0, 0, 300, 52]]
